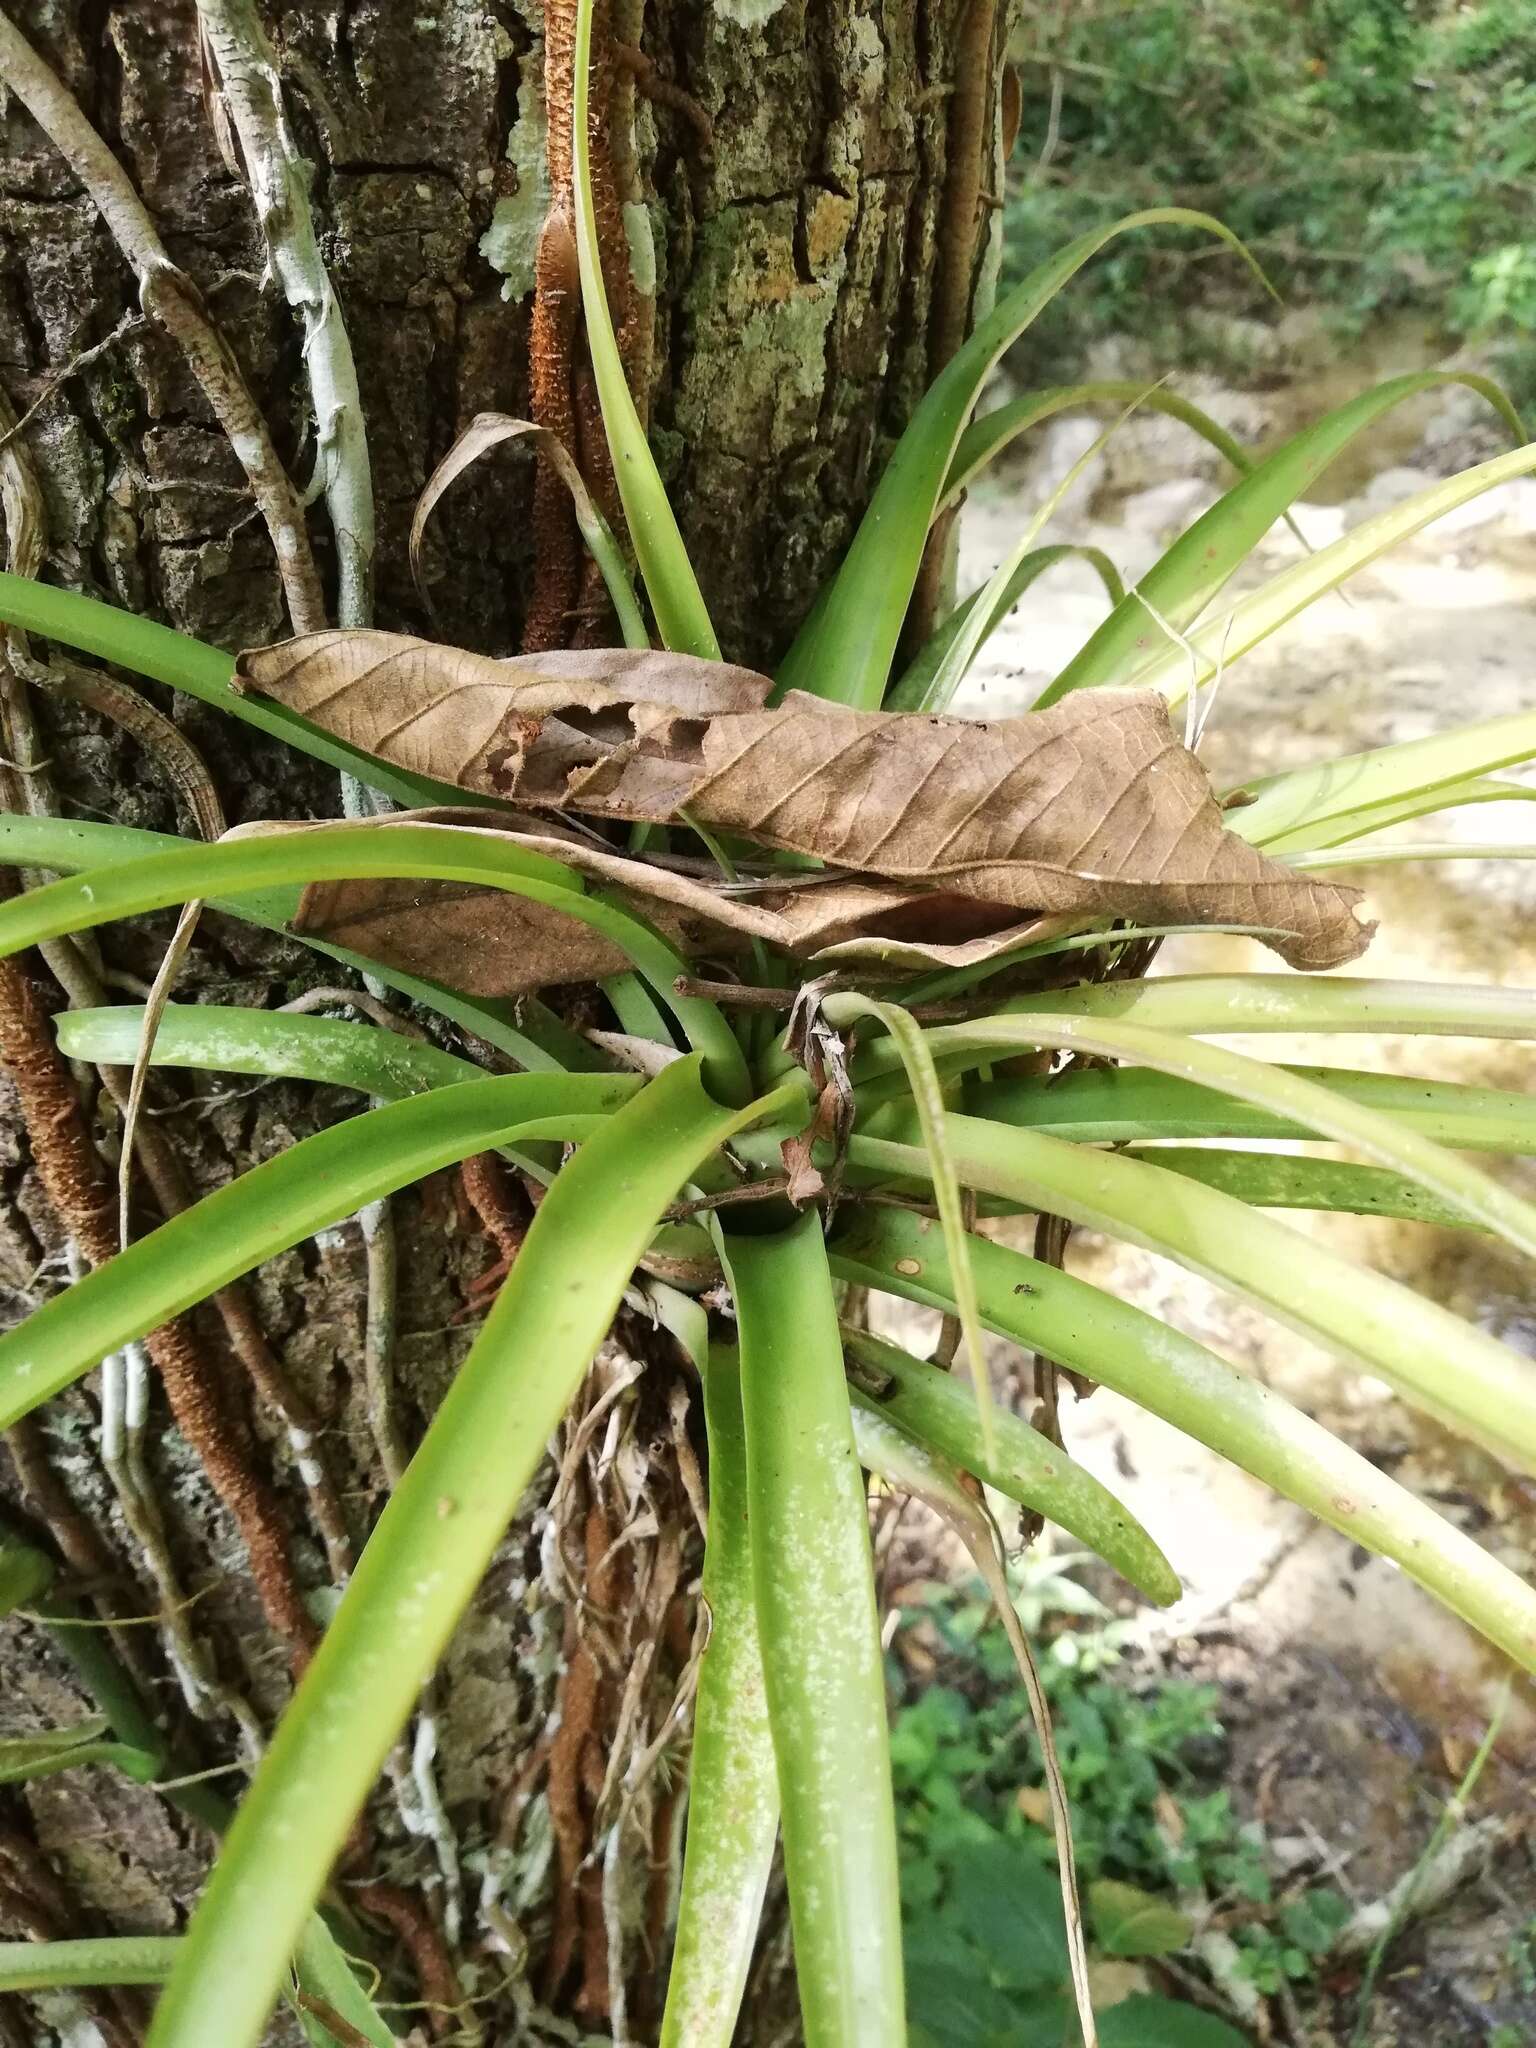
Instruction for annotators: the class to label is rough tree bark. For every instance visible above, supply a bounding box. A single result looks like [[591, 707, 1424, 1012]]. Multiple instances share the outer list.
[[0, 2, 1011, 2040]]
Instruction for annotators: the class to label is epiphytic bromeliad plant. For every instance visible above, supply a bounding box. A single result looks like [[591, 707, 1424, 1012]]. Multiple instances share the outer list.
[[1, 3, 1536, 2045]]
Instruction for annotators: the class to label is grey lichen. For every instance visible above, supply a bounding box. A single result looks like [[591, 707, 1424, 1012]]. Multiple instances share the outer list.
[[479, 33, 550, 302], [713, 0, 789, 27]]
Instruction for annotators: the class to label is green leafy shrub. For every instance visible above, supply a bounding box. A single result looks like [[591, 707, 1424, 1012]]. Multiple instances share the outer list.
[[892, 1567, 1353, 2041], [1005, 0, 1536, 383]]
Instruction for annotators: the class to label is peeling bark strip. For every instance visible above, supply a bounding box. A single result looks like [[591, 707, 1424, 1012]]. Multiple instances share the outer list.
[[238, 632, 1372, 972]]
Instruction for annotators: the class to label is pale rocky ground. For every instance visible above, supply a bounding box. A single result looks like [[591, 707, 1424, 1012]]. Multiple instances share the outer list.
[[880, 361, 1536, 2043]]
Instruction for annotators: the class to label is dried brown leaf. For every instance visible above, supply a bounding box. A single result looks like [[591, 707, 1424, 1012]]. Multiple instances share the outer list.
[[291, 814, 1070, 994], [409, 413, 611, 619], [240, 632, 1371, 973]]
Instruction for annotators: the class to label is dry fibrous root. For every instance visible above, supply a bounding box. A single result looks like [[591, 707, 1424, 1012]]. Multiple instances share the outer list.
[[525, 0, 637, 654], [536, 1343, 702, 2025], [0, 958, 318, 1680]]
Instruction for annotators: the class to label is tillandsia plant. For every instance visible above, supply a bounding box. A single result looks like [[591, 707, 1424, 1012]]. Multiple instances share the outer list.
[[0, 4, 1534, 2048]]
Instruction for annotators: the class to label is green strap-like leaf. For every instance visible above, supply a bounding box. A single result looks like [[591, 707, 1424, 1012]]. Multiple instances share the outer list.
[[915, 392, 1146, 716], [0, 811, 601, 1072], [852, 977, 1536, 1105], [939, 381, 1259, 510], [832, 994, 994, 1451], [1256, 776, 1536, 856], [724, 1215, 906, 2046], [0, 1071, 635, 1430], [775, 208, 1264, 710], [0, 571, 485, 811], [0, 820, 749, 1100], [885, 543, 1123, 714], [1297, 841, 1536, 870], [1036, 371, 1521, 704], [147, 1059, 776, 2048], [570, 0, 717, 657], [840, 1326, 1179, 1604], [1122, 1145, 1488, 1226], [1105, 438, 1536, 710], [842, 1007, 1536, 1261], [1227, 709, 1536, 849], [661, 1344, 779, 2048], [0, 1936, 183, 1992], [0, 1723, 159, 1786], [851, 1114, 1536, 1467], [830, 1207, 1536, 1675], [60, 1003, 478, 1097], [967, 1061, 1536, 1154]]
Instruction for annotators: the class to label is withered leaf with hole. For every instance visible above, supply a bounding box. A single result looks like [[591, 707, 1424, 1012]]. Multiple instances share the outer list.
[[238, 631, 1371, 975]]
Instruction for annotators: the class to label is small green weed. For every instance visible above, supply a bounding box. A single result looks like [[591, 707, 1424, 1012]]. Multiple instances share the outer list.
[[891, 1561, 1351, 2042]]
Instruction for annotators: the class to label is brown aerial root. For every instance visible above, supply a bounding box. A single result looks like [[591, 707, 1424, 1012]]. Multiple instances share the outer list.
[[542, 1587, 604, 2001], [524, 0, 637, 653], [0, 958, 316, 1669], [611, 42, 713, 148], [523, 212, 584, 654], [456, 1150, 530, 1311], [349, 1879, 469, 2042], [908, 0, 1004, 649]]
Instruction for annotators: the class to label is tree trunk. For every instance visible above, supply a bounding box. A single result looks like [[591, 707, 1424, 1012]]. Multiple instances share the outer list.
[[0, 2, 1008, 2039]]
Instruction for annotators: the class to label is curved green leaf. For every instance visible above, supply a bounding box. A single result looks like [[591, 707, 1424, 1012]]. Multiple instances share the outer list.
[[886, 543, 1123, 715], [1037, 372, 1522, 704], [148, 1059, 769, 2048], [967, 1061, 1536, 1154], [661, 1344, 779, 2048], [1109, 438, 1536, 710], [851, 1115, 1536, 1467], [1125, 1145, 1489, 1225], [918, 394, 1147, 715], [60, 1003, 479, 1097], [724, 1215, 905, 2045], [571, 0, 716, 657], [0, 571, 486, 811], [852, 978, 1536, 1105], [830, 1207, 1536, 1674], [1257, 777, 1536, 857], [835, 994, 994, 1450], [1296, 840, 1536, 870], [840, 1326, 1179, 1604], [774, 208, 1266, 710], [0, 1071, 636, 1430], [1229, 708, 1536, 849], [837, 1005, 1536, 1260], [939, 381, 1258, 511], [0, 821, 749, 1100], [0, 811, 598, 1073], [0, 1937, 183, 1991], [0, 1723, 158, 1786]]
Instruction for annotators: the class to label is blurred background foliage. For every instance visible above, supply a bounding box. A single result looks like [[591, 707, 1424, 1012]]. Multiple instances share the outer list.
[[1004, 0, 1536, 404]]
